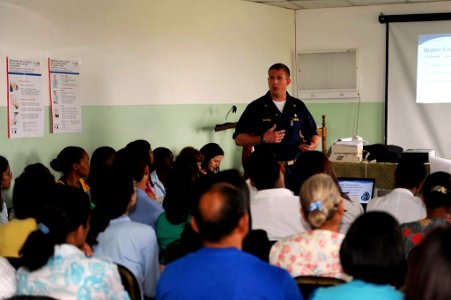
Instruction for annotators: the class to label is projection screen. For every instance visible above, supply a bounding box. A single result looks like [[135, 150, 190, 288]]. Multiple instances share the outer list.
[[383, 14, 451, 158]]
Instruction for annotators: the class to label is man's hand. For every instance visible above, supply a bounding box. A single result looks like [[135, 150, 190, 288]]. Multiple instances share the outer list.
[[299, 134, 320, 152], [263, 124, 285, 143]]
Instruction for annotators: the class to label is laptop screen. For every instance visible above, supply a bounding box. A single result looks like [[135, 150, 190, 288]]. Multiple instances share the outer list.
[[337, 177, 375, 204]]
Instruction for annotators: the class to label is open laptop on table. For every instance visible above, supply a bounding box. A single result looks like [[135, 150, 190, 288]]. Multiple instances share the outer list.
[[337, 177, 375, 211]]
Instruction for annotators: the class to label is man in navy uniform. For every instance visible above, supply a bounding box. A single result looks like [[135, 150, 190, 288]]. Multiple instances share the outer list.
[[234, 63, 319, 185]]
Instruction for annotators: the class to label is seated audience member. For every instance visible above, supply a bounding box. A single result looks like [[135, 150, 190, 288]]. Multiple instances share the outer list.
[[311, 211, 404, 300], [114, 147, 164, 229], [176, 146, 204, 172], [367, 158, 426, 224], [150, 147, 174, 202], [400, 171, 451, 257], [91, 167, 160, 299], [171, 170, 272, 264], [404, 225, 451, 300], [155, 153, 199, 251], [16, 186, 128, 300], [0, 163, 56, 257], [270, 174, 349, 280], [0, 257, 16, 299], [86, 145, 116, 187], [126, 139, 157, 200], [0, 156, 12, 224], [199, 143, 224, 176], [156, 180, 302, 300], [290, 151, 363, 234], [50, 146, 93, 208], [245, 149, 307, 241]]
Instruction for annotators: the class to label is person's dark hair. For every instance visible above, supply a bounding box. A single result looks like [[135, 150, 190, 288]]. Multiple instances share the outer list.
[[113, 147, 148, 182], [88, 146, 116, 182], [421, 171, 451, 210], [50, 146, 86, 174], [177, 147, 204, 168], [126, 139, 151, 152], [395, 157, 426, 189], [199, 143, 224, 173], [88, 166, 134, 246], [290, 151, 343, 197], [163, 158, 199, 225], [244, 149, 280, 190], [0, 156, 8, 176], [192, 181, 248, 242], [20, 185, 91, 271], [269, 63, 291, 78], [13, 163, 56, 219], [404, 225, 451, 300], [153, 147, 174, 186], [340, 211, 405, 287]]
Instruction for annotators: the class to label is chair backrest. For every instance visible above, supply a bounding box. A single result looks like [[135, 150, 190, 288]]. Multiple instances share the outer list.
[[161, 239, 184, 265], [317, 114, 327, 154], [117, 264, 142, 300], [295, 275, 345, 299]]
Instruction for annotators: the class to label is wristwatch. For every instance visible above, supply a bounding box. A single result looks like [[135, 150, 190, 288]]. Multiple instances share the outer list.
[[260, 135, 266, 144]]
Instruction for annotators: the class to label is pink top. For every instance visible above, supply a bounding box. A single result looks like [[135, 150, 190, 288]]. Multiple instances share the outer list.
[[269, 230, 350, 280]]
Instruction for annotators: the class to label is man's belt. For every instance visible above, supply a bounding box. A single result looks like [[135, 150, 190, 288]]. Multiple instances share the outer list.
[[279, 159, 296, 166]]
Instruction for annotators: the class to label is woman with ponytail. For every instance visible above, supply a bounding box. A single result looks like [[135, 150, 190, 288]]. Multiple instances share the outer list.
[[269, 173, 349, 280], [16, 186, 129, 300]]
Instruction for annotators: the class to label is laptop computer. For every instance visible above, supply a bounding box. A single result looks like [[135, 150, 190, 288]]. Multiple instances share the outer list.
[[337, 177, 375, 205]]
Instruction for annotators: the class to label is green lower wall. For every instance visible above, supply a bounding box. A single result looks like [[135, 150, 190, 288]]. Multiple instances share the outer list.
[[0, 101, 384, 202]]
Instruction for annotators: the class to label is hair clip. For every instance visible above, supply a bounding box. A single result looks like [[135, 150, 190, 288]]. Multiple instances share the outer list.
[[309, 201, 323, 213], [430, 185, 448, 194], [38, 222, 50, 235]]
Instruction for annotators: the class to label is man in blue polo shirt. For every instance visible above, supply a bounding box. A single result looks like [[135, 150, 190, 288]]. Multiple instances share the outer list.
[[156, 181, 302, 300]]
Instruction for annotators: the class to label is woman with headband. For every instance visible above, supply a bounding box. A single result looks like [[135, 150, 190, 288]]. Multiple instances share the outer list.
[[269, 173, 349, 280], [400, 171, 451, 258]]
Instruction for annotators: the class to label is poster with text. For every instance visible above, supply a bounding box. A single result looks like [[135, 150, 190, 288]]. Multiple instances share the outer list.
[[6, 57, 44, 138], [49, 58, 82, 133]]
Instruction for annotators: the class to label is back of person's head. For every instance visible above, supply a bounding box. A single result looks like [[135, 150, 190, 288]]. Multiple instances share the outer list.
[[421, 171, 451, 210], [126, 139, 151, 152], [340, 211, 405, 287], [404, 225, 451, 300], [395, 158, 426, 189], [192, 180, 249, 243], [20, 185, 91, 271], [13, 163, 56, 219], [245, 149, 280, 190], [0, 155, 8, 177], [176, 146, 204, 170], [113, 147, 147, 182], [90, 146, 116, 173], [290, 151, 337, 196], [153, 147, 174, 171], [269, 63, 290, 78], [300, 173, 342, 228], [199, 143, 224, 172], [163, 154, 201, 225], [50, 146, 87, 174], [89, 166, 135, 246]]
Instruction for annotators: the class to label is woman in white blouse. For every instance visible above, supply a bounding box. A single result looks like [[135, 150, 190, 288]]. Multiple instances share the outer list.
[[16, 186, 129, 300]]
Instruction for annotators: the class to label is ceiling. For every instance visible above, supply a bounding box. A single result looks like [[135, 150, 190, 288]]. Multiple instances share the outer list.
[[243, 0, 451, 10]]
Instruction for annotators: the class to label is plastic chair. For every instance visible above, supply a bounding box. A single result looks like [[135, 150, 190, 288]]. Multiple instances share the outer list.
[[117, 264, 142, 300]]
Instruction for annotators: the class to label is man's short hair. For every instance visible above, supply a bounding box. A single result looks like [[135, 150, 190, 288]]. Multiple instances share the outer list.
[[395, 158, 426, 189], [269, 63, 291, 78], [244, 149, 280, 190], [193, 182, 248, 242]]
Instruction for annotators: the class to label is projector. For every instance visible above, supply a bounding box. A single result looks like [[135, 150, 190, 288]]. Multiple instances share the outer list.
[[401, 149, 435, 163]]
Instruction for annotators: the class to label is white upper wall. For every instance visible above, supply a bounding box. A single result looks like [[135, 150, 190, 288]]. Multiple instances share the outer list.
[[0, 0, 294, 106], [296, 1, 451, 103]]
